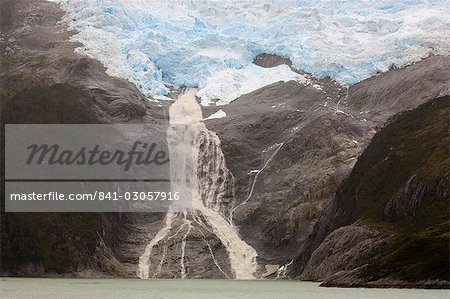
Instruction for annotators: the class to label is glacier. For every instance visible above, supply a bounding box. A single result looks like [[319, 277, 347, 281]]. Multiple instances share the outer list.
[[51, 0, 450, 104]]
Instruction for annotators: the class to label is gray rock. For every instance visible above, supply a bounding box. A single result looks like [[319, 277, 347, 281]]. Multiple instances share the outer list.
[[207, 55, 449, 271], [384, 171, 449, 220], [300, 225, 388, 281]]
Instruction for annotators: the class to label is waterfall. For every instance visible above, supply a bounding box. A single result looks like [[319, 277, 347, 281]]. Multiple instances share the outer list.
[[137, 211, 174, 279], [137, 88, 257, 279]]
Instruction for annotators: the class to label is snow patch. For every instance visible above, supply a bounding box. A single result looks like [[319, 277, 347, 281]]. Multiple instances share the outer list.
[[313, 84, 324, 91], [204, 109, 227, 120]]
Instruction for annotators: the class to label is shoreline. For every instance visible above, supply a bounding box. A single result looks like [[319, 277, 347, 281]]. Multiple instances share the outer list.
[[1, 275, 449, 290]]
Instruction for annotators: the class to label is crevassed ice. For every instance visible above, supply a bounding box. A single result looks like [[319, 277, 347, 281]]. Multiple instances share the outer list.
[[52, 0, 450, 104]]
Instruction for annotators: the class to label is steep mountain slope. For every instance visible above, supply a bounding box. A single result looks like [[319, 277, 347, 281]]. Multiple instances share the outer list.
[[293, 96, 449, 287], [205, 55, 449, 270], [0, 0, 165, 276]]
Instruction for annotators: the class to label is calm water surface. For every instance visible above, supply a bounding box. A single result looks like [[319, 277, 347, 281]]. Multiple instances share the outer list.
[[1, 278, 449, 299]]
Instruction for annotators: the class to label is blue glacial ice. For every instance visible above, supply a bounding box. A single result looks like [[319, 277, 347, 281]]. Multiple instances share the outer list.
[[50, 0, 450, 104]]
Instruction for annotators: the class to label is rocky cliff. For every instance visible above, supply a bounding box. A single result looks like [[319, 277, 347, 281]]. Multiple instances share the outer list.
[[290, 96, 449, 287]]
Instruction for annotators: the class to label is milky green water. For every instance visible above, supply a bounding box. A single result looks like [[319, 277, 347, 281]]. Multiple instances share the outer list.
[[1, 278, 449, 299]]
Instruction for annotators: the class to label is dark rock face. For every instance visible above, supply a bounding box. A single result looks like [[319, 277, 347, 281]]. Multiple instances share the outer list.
[[0, 0, 166, 125], [291, 96, 449, 286], [384, 174, 424, 220], [384, 172, 449, 220], [253, 54, 293, 68], [321, 271, 450, 289], [300, 225, 388, 281], [8, 262, 46, 277], [319, 267, 367, 288]]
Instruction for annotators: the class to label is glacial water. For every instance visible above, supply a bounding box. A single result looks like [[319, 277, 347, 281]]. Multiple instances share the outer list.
[[1, 278, 449, 299]]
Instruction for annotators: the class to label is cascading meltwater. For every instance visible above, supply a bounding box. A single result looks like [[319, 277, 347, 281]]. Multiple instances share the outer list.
[[137, 89, 257, 279]]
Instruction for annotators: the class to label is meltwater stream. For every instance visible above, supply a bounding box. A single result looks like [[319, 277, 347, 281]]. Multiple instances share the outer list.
[[137, 89, 257, 279]]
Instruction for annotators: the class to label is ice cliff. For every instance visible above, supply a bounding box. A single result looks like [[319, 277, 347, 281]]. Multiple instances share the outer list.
[[51, 0, 450, 103]]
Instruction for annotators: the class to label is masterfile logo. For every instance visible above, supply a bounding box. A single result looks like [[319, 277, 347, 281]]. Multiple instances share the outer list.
[[5, 124, 192, 212], [25, 141, 169, 171]]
